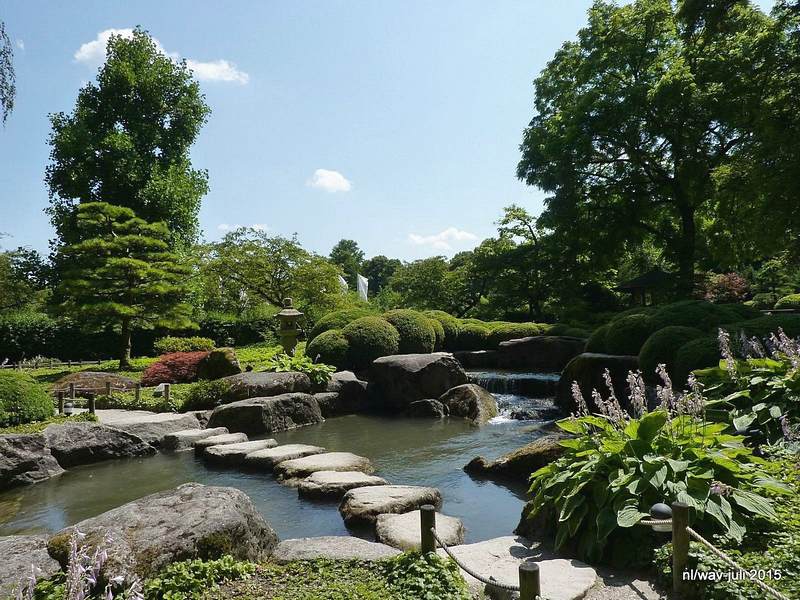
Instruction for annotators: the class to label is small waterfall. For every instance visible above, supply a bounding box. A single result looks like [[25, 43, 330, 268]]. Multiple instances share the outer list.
[[467, 370, 563, 423]]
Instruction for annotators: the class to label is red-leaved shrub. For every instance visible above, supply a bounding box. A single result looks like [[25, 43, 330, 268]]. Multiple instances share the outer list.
[[141, 351, 210, 386]]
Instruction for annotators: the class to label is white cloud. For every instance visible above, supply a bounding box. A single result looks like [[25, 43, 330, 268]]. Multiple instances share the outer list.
[[408, 227, 478, 251], [74, 29, 249, 84], [16, 39, 24, 51], [306, 169, 352, 193]]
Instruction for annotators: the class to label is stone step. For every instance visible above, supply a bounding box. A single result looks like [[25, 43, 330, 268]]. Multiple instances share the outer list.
[[376, 509, 464, 551], [193, 432, 248, 453], [297, 471, 388, 500], [98, 410, 201, 447], [339, 485, 442, 526], [274, 452, 374, 481], [243, 444, 326, 471], [203, 440, 277, 466], [273, 536, 400, 563], [162, 427, 229, 452]]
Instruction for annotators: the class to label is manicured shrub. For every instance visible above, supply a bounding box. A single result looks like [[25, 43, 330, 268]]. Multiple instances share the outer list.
[[722, 314, 800, 338], [638, 326, 704, 382], [455, 323, 490, 351], [604, 314, 657, 356], [650, 300, 753, 331], [673, 336, 720, 385], [427, 318, 445, 351], [141, 351, 210, 386], [196, 348, 241, 380], [585, 323, 610, 353], [306, 329, 350, 370], [183, 379, 233, 411], [751, 292, 778, 309], [382, 309, 436, 354], [0, 371, 54, 427], [775, 293, 800, 309], [308, 308, 375, 342], [488, 323, 547, 348], [562, 327, 590, 338], [154, 336, 215, 355], [423, 310, 461, 350], [342, 317, 400, 370]]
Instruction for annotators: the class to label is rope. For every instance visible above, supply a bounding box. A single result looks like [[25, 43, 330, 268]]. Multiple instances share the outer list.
[[685, 527, 791, 600], [639, 519, 672, 526]]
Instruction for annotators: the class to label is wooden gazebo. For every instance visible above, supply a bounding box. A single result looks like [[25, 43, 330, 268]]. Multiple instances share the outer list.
[[614, 269, 674, 306]]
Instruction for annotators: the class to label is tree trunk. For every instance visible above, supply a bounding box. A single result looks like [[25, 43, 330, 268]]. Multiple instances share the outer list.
[[119, 317, 132, 370], [677, 206, 696, 297]]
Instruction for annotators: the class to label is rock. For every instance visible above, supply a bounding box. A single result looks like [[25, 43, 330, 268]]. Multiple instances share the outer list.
[[297, 471, 388, 500], [197, 347, 241, 380], [312, 392, 343, 418], [189, 410, 212, 428], [46, 483, 278, 580], [368, 353, 468, 412], [273, 536, 400, 563], [319, 371, 369, 414], [511, 407, 562, 421], [437, 536, 596, 600], [556, 353, 640, 413], [275, 452, 374, 480], [0, 434, 64, 489], [43, 422, 155, 468], [207, 393, 323, 435], [98, 410, 201, 447], [339, 485, 443, 526], [243, 444, 326, 470], [193, 432, 249, 452], [407, 399, 448, 418], [0, 535, 61, 598], [376, 510, 465, 551], [497, 336, 587, 372], [439, 384, 498, 425], [464, 434, 566, 481], [219, 372, 312, 403], [162, 427, 229, 452], [52, 371, 137, 397], [203, 439, 277, 466], [452, 350, 498, 369]]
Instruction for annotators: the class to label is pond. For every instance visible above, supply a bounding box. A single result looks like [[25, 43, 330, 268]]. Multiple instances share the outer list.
[[0, 393, 557, 544]]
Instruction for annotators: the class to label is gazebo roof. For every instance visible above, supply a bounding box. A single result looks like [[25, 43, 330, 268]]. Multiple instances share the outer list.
[[615, 268, 673, 291]]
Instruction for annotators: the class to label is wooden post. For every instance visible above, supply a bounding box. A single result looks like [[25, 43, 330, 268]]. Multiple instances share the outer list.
[[672, 501, 690, 596], [420, 504, 436, 554], [164, 383, 171, 404], [88, 393, 96, 415], [519, 561, 541, 600], [105, 381, 112, 397], [57, 391, 65, 415], [134, 383, 141, 404], [67, 360, 72, 368], [68, 383, 75, 399]]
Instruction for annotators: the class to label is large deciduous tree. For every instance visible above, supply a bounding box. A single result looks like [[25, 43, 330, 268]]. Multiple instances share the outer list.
[[46, 27, 210, 251], [57, 203, 192, 368], [517, 0, 779, 294], [329, 239, 364, 289]]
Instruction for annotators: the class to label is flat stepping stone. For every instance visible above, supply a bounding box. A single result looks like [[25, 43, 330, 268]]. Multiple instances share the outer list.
[[297, 471, 388, 500], [339, 485, 442, 526], [436, 536, 597, 600], [98, 410, 201, 446], [274, 452, 374, 480], [162, 427, 229, 452], [243, 444, 326, 471], [203, 440, 277, 465], [376, 510, 464, 551], [193, 432, 248, 453], [273, 536, 400, 563]]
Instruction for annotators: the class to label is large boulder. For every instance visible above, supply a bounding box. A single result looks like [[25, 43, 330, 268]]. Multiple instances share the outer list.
[[556, 353, 639, 413], [339, 485, 443, 526], [376, 510, 464, 551], [98, 410, 201, 447], [464, 434, 566, 481], [452, 350, 498, 369], [207, 393, 323, 435], [197, 348, 242, 380], [0, 535, 62, 598], [275, 452, 374, 480], [297, 471, 388, 500], [52, 371, 137, 397], [0, 434, 64, 489], [439, 384, 498, 425], [243, 444, 326, 471], [319, 371, 369, 415], [162, 427, 230, 452], [273, 536, 400, 563], [407, 399, 448, 418], [368, 353, 468, 412], [42, 422, 155, 468], [46, 483, 278, 580], [219, 372, 312, 403], [497, 336, 587, 372]]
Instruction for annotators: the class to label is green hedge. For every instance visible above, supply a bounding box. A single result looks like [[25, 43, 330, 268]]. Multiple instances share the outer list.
[[751, 293, 779, 309], [0, 371, 54, 427], [775, 293, 800, 309], [604, 314, 657, 356], [455, 323, 490, 351], [722, 314, 800, 338], [154, 336, 215, 355], [306, 329, 350, 370], [428, 318, 445, 351], [308, 308, 375, 342], [342, 317, 400, 370], [638, 326, 704, 383], [487, 323, 548, 348], [423, 311, 461, 350], [673, 336, 721, 386], [650, 300, 756, 331], [382, 310, 436, 354], [585, 323, 610, 353]]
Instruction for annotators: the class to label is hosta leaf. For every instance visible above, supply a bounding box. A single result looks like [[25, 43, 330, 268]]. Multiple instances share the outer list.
[[600, 439, 626, 453], [667, 458, 689, 473], [704, 497, 730, 531], [559, 493, 586, 522], [732, 413, 757, 432], [731, 489, 777, 520], [558, 438, 584, 449], [768, 405, 783, 420], [596, 506, 617, 541], [676, 490, 704, 512], [752, 477, 793, 494], [623, 420, 639, 439], [556, 419, 585, 435], [568, 503, 588, 537], [581, 415, 614, 431], [647, 465, 668, 490], [616, 500, 646, 528], [637, 411, 668, 442]]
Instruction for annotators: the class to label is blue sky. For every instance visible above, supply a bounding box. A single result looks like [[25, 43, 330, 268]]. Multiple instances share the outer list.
[[0, 0, 775, 261]]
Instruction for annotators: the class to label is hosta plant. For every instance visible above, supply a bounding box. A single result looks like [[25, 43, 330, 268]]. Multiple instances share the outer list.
[[527, 368, 787, 564], [264, 349, 335, 386]]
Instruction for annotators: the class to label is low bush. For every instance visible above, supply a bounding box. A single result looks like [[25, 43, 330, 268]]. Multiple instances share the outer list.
[[141, 351, 210, 386], [673, 336, 721, 385], [154, 336, 215, 355], [775, 293, 800, 309], [0, 412, 95, 435], [263, 350, 335, 386], [382, 309, 436, 354], [638, 326, 705, 383], [0, 370, 54, 427], [487, 323, 548, 348], [585, 323, 610, 353], [306, 329, 349, 369], [454, 323, 490, 351], [342, 317, 400, 370], [423, 310, 461, 350], [604, 314, 657, 356], [308, 308, 375, 342], [650, 300, 756, 332], [722, 314, 800, 338], [94, 391, 180, 413], [751, 292, 779, 309], [428, 318, 445, 350], [144, 555, 256, 600], [182, 379, 231, 411]]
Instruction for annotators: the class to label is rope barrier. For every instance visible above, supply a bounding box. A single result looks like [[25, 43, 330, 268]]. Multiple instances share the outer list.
[[639, 519, 672, 527]]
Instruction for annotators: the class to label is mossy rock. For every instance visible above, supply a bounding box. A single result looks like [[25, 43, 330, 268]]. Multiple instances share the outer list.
[[197, 348, 241, 380], [0, 371, 54, 427], [423, 310, 461, 351], [308, 308, 375, 342], [342, 317, 400, 370], [382, 309, 436, 354], [487, 323, 548, 348], [455, 323, 491, 351], [585, 323, 610, 353], [638, 326, 704, 383], [306, 329, 349, 370], [775, 294, 800, 309], [604, 314, 657, 356], [673, 336, 721, 386]]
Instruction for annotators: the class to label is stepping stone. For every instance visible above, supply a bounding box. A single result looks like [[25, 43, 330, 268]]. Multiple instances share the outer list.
[[436, 536, 597, 600], [339, 485, 442, 526], [98, 410, 202, 447], [376, 510, 464, 551], [273, 536, 400, 563], [297, 471, 388, 500], [274, 452, 374, 480], [203, 440, 278, 466], [162, 427, 229, 452], [193, 432, 248, 453], [243, 444, 326, 471]]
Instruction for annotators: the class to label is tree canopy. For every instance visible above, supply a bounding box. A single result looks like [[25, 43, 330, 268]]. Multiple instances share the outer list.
[[0, 21, 14, 124], [329, 239, 364, 289]]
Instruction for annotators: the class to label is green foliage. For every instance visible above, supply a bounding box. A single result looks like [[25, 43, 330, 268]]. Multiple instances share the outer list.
[[144, 555, 255, 600], [0, 247, 49, 312], [342, 316, 400, 370], [362, 255, 402, 295], [604, 314, 657, 356], [384, 552, 470, 600], [775, 293, 800, 309], [329, 239, 364, 289], [306, 329, 349, 370], [0, 412, 95, 435], [427, 318, 445, 351], [673, 337, 721, 386], [751, 292, 779, 309], [454, 323, 490, 351], [650, 300, 753, 332], [638, 326, 705, 383], [308, 308, 375, 342], [585, 323, 611, 353], [723, 315, 800, 338], [0, 370, 54, 427], [382, 309, 436, 354], [154, 336, 215, 355], [423, 310, 461, 351], [182, 379, 230, 411], [93, 388, 182, 413], [487, 322, 548, 348], [264, 349, 335, 386]]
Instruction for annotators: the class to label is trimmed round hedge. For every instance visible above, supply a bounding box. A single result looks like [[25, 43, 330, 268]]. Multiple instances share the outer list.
[[775, 294, 800, 309], [585, 323, 611, 353], [306, 329, 349, 370], [382, 309, 436, 354], [342, 317, 400, 370], [673, 336, 721, 386], [487, 323, 548, 348], [638, 326, 704, 383], [604, 314, 657, 356], [308, 308, 375, 342], [0, 371, 54, 427], [751, 293, 778, 310], [721, 314, 800, 339], [650, 300, 756, 331], [455, 323, 490, 351], [424, 310, 461, 350], [428, 318, 445, 351]]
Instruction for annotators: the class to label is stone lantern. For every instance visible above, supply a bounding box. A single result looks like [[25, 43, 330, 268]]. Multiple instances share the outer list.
[[277, 297, 303, 354]]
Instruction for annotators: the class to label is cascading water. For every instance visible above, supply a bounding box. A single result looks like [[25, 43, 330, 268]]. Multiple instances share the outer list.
[[467, 370, 564, 423]]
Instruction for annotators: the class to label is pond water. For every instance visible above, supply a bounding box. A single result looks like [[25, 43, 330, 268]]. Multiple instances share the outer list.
[[0, 392, 559, 544]]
